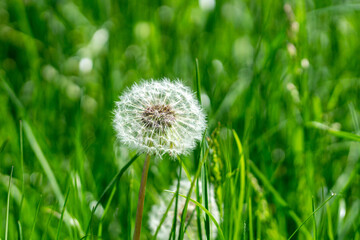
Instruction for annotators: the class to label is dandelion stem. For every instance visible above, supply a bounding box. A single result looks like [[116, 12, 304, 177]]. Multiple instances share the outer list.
[[133, 154, 151, 240]]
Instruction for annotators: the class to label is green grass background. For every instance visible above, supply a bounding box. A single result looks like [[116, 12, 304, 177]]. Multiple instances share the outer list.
[[0, 0, 359, 239]]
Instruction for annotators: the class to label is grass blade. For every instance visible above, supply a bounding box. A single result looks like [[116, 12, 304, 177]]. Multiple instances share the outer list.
[[232, 130, 246, 238], [249, 196, 254, 240], [307, 121, 360, 142], [56, 188, 71, 240], [288, 193, 337, 240], [98, 185, 117, 237], [0, 139, 8, 153], [151, 195, 176, 240], [5, 166, 13, 240], [177, 156, 192, 182], [19, 120, 25, 217], [195, 58, 202, 104], [17, 221, 23, 240], [166, 191, 225, 240], [41, 204, 56, 240], [22, 120, 64, 205], [85, 152, 140, 237], [29, 195, 43, 240], [0, 76, 24, 111], [312, 196, 318, 240], [177, 146, 209, 240], [249, 160, 312, 238], [202, 160, 210, 240], [170, 164, 182, 239], [326, 202, 334, 240]]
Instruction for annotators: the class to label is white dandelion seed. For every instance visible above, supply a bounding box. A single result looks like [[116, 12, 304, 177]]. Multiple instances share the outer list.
[[113, 78, 206, 157], [148, 178, 220, 240]]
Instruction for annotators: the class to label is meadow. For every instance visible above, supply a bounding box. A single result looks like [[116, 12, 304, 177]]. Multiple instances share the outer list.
[[0, 0, 359, 239]]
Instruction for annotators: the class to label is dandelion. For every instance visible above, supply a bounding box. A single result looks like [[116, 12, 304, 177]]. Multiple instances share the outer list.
[[113, 78, 206, 240], [113, 78, 206, 157], [149, 178, 220, 240]]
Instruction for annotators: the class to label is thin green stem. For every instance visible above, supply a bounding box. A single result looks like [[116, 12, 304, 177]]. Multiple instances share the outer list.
[[85, 152, 140, 237], [5, 166, 13, 240], [288, 193, 337, 240]]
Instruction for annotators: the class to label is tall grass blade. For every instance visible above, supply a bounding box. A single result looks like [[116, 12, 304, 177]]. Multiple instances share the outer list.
[[29, 195, 42, 240], [167, 191, 225, 240], [41, 204, 56, 240], [326, 202, 334, 240], [98, 185, 117, 237], [232, 130, 246, 238], [312, 196, 318, 240], [195, 58, 202, 104], [249, 160, 312, 238], [56, 188, 71, 240], [194, 59, 204, 240], [151, 195, 176, 240], [5, 166, 13, 240], [170, 164, 182, 239], [22, 120, 64, 205], [248, 197, 254, 240], [178, 145, 209, 240], [288, 193, 337, 240], [19, 120, 25, 217], [202, 160, 210, 240], [85, 152, 140, 237]]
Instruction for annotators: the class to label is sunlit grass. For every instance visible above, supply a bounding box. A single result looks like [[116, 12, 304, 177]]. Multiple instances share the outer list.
[[1, 0, 360, 239]]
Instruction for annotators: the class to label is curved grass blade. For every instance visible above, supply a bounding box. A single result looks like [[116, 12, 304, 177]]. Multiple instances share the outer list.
[[288, 193, 337, 240], [312, 196, 317, 240], [29, 195, 43, 240], [177, 146, 209, 240], [249, 160, 312, 238], [307, 121, 360, 142], [170, 164, 182, 239], [232, 130, 246, 239], [166, 191, 225, 240], [84, 152, 140, 238], [98, 185, 117, 237], [56, 188, 71, 240], [22, 120, 64, 206], [151, 194, 176, 240], [5, 166, 13, 240]]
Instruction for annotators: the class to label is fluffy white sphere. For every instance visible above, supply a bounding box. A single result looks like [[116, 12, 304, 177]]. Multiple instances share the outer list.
[[148, 178, 220, 239], [113, 79, 206, 157]]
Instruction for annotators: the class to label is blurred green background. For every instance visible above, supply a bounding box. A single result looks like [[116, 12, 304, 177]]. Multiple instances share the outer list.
[[0, 0, 359, 239]]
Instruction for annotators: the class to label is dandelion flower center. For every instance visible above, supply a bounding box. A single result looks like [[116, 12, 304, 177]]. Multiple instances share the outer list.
[[113, 79, 206, 157], [141, 104, 176, 129]]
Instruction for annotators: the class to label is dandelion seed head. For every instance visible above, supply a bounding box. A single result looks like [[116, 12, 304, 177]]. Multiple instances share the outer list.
[[113, 78, 206, 157], [148, 178, 220, 240]]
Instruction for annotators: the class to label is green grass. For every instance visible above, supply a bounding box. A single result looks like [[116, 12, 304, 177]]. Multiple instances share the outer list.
[[1, 0, 360, 239]]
